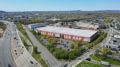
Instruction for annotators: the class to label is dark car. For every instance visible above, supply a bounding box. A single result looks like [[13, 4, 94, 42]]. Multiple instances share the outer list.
[[113, 40, 117, 42], [64, 64, 68, 67], [86, 58, 91, 61], [30, 61, 34, 64], [8, 64, 11, 67], [14, 37, 16, 39]]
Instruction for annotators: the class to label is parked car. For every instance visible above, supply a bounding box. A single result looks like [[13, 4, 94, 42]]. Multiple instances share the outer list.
[[64, 64, 68, 67], [86, 58, 91, 61]]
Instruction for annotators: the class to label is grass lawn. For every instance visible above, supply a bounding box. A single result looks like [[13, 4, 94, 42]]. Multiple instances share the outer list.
[[32, 46, 48, 67], [76, 61, 105, 67], [90, 54, 120, 66]]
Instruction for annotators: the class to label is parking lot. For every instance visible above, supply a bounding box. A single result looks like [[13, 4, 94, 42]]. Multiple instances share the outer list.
[[39, 36, 74, 50], [106, 31, 120, 51], [56, 39, 73, 51]]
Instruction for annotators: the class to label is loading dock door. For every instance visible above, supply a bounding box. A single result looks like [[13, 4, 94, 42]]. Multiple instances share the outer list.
[[55, 33, 60, 37]]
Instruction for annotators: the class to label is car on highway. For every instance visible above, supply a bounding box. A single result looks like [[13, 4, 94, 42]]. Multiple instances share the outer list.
[[64, 64, 68, 67], [8, 64, 11, 67], [15, 53, 17, 55], [14, 37, 17, 39], [30, 61, 34, 64], [113, 40, 117, 42], [14, 50, 16, 52]]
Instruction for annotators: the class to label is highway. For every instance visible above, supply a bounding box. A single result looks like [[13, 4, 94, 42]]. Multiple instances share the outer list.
[[23, 25, 63, 67], [10, 22, 42, 67], [0, 20, 42, 67], [0, 23, 16, 67]]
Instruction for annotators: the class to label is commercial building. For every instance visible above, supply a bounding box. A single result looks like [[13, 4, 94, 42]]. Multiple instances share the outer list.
[[36, 26, 98, 42], [28, 23, 48, 30], [75, 22, 100, 30]]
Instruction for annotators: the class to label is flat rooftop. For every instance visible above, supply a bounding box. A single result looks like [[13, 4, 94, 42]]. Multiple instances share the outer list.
[[36, 26, 98, 38]]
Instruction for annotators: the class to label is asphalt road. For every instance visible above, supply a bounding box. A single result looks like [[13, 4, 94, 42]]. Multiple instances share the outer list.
[[0, 20, 42, 67], [0, 23, 16, 67], [23, 25, 63, 67], [10, 22, 42, 67]]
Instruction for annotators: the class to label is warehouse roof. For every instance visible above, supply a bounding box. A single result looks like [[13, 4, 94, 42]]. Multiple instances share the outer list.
[[36, 26, 97, 38]]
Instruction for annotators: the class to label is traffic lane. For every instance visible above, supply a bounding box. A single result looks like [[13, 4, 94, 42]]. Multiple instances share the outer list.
[[0, 38, 5, 67], [0, 32, 16, 67], [5, 28, 16, 67], [3, 35, 12, 67], [25, 28, 60, 67], [12, 28, 42, 67], [0, 26, 9, 67], [25, 29, 59, 67], [0, 21, 16, 67]]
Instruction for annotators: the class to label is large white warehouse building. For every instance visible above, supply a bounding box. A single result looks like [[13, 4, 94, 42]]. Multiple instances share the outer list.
[[36, 26, 98, 42]]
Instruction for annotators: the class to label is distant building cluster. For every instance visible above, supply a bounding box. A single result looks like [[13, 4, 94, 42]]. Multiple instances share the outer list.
[[47, 18, 61, 21], [51, 20, 105, 30], [75, 21, 99, 30]]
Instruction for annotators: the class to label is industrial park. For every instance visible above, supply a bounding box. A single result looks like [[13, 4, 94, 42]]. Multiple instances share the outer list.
[[0, 0, 120, 67], [0, 11, 120, 67]]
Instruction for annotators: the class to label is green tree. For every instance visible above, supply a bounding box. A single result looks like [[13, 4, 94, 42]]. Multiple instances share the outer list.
[[48, 37, 57, 45], [100, 47, 110, 57], [71, 41, 82, 49], [68, 52, 76, 60]]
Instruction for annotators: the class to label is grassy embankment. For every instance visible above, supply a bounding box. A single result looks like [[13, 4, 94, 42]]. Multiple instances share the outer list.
[[76, 61, 105, 67], [16, 22, 48, 67]]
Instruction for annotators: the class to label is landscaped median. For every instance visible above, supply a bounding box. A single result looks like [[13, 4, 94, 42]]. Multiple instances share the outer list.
[[76, 61, 105, 67], [16, 23, 48, 67], [20, 31, 48, 67], [16, 22, 31, 41], [16, 22, 32, 49], [90, 54, 120, 66], [20, 35, 30, 50], [32, 46, 48, 67]]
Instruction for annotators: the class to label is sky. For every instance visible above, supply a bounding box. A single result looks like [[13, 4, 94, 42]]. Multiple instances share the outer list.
[[0, 0, 120, 11]]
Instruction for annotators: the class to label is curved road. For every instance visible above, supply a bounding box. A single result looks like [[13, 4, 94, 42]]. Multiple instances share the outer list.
[[0, 23, 16, 67], [0, 20, 42, 67]]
